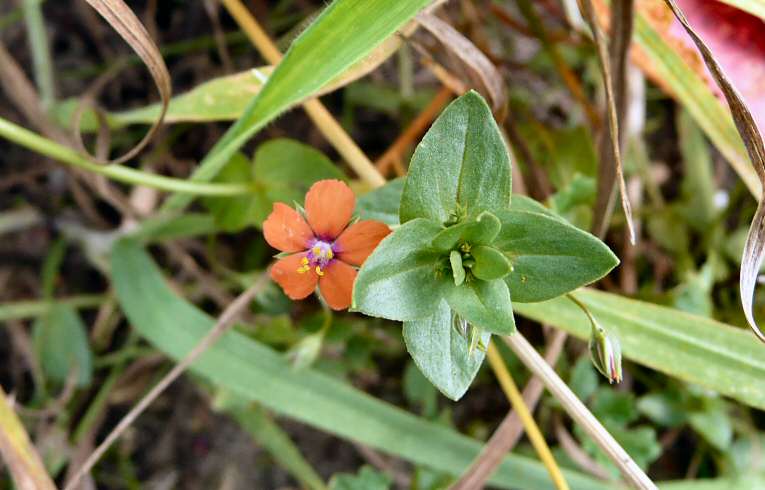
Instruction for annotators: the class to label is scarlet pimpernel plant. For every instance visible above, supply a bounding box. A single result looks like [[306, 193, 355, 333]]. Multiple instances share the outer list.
[[352, 91, 619, 399]]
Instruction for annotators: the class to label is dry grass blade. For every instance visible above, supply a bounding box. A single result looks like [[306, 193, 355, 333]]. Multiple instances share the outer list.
[[0, 387, 58, 490], [659, 1, 765, 342], [415, 12, 507, 115], [78, 0, 171, 165], [579, 0, 636, 244], [591, 0, 635, 239], [63, 273, 269, 490]]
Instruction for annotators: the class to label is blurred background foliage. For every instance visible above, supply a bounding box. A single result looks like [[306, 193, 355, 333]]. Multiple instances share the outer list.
[[2, 0, 765, 489]]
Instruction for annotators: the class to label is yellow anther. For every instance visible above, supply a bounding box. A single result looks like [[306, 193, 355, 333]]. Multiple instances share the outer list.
[[301, 257, 309, 265], [315, 266, 325, 276], [297, 264, 310, 274], [327, 249, 334, 259], [313, 246, 322, 255]]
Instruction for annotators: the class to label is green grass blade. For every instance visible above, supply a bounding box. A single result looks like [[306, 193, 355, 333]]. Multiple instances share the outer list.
[[110, 239, 609, 490], [223, 402, 327, 490], [160, 0, 431, 213], [514, 289, 765, 411]]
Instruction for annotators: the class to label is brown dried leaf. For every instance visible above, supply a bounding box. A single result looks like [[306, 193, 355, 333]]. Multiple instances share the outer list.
[[661, 0, 765, 341], [415, 12, 507, 116], [580, 0, 636, 244], [0, 388, 58, 490], [78, 0, 171, 164]]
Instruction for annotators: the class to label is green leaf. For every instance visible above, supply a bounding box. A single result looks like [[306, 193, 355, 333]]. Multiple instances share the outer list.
[[162, 0, 431, 212], [430, 212, 501, 253], [204, 153, 261, 232], [687, 397, 732, 451], [353, 218, 446, 321], [471, 245, 511, 281], [204, 140, 344, 231], [356, 178, 405, 225], [508, 194, 564, 221], [403, 299, 490, 400], [513, 289, 765, 411], [255, 139, 345, 217], [569, 356, 598, 401], [450, 251, 466, 286], [110, 240, 610, 490], [400, 91, 511, 224], [220, 399, 326, 490], [446, 279, 515, 335], [494, 210, 619, 303], [330, 466, 391, 490], [33, 304, 93, 386]]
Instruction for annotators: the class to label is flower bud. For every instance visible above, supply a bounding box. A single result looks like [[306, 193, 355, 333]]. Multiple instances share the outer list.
[[588, 322, 623, 384]]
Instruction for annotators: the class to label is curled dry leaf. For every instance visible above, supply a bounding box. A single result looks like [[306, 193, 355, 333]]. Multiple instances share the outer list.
[[78, 0, 171, 164], [658, 0, 765, 342], [415, 12, 507, 116]]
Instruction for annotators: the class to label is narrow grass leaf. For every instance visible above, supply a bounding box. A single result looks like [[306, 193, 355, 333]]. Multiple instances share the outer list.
[[110, 240, 611, 490], [161, 0, 431, 213], [513, 289, 765, 411]]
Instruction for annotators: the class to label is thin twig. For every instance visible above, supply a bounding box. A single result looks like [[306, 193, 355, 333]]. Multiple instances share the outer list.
[[590, 0, 635, 240], [502, 332, 656, 489], [554, 415, 612, 481], [485, 343, 570, 490], [451, 329, 567, 489], [63, 274, 269, 490]]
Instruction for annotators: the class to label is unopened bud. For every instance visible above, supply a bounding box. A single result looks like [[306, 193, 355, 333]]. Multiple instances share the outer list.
[[588, 322, 623, 384]]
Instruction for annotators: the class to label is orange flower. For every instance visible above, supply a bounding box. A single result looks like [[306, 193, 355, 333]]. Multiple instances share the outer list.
[[263, 179, 391, 310]]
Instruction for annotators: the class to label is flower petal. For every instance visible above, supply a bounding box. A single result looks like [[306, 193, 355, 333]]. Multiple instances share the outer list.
[[305, 179, 355, 240], [319, 260, 357, 310], [270, 253, 318, 300], [334, 220, 391, 266], [263, 203, 314, 253]]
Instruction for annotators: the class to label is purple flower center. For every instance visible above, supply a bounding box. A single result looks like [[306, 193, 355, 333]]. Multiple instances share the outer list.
[[297, 239, 337, 276]]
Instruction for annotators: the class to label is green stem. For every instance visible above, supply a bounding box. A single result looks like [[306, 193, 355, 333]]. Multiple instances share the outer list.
[[0, 295, 105, 322], [0, 116, 252, 196], [22, 0, 55, 107]]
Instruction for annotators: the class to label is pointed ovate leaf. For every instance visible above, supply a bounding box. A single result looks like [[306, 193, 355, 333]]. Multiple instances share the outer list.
[[494, 210, 619, 303], [403, 300, 490, 401], [509, 194, 565, 222], [450, 251, 466, 286], [431, 211, 501, 252], [353, 219, 447, 321], [33, 304, 93, 386], [400, 91, 511, 224], [471, 245, 511, 281], [357, 178, 405, 225], [445, 279, 515, 335]]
